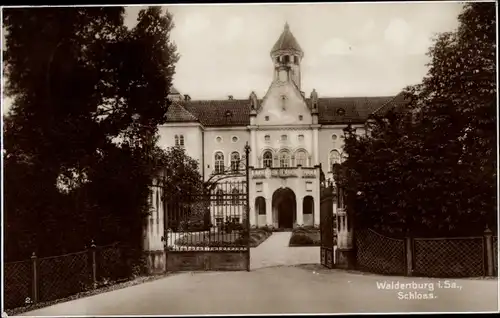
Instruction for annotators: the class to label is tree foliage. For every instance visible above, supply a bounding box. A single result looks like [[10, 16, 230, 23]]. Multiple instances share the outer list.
[[155, 145, 204, 199], [338, 3, 497, 237], [3, 7, 179, 261]]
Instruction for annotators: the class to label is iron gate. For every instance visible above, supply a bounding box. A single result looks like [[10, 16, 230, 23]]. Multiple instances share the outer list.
[[320, 185, 335, 268], [163, 144, 251, 272]]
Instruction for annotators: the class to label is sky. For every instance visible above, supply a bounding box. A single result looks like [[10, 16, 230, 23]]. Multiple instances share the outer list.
[[123, 2, 464, 100], [2, 2, 465, 113]]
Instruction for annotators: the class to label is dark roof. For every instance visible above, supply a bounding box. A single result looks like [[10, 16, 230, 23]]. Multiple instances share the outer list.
[[165, 96, 403, 126], [372, 92, 409, 115], [271, 23, 303, 55], [183, 100, 251, 127], [169, 87, 181, 95], [314, 96, 395, 124], [165, 102, 199, 123]]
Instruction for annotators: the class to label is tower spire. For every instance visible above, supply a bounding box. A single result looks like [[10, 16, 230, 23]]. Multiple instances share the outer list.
[[284, 21, 290, 31]]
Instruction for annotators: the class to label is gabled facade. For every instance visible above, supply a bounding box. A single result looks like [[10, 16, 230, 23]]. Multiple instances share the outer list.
[[157, 23, 406, 229]]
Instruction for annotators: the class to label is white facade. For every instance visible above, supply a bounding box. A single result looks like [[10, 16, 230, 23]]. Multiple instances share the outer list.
[[156, 23, 398, 229]]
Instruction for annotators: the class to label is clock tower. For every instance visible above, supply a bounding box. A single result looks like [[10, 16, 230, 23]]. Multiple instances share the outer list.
[[271, 22, 304, 89]]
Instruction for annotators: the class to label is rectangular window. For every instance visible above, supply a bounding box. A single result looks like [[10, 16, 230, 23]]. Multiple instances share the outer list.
[[306, 182, 313, 192], [256, 182, 263, 192]]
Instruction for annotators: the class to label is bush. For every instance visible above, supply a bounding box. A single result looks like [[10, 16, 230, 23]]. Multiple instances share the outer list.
[[257, 225, 274, 233], [292, 225, 317, 234], [220, 220, 244, 234], [289, 234, 314, 245]]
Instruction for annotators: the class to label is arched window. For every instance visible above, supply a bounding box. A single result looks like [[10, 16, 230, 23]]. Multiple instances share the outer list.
[[214, 152, 224, 174], [329, 150, 341, 171], [303, 196, 314, 215], [279, 150, 291, 167], [263, 151, 273, 168], [216, 189, 224, 206], [175, 135, 179, 146], [230, 152, 240, 172], [232, 188, 240, 205], [295, 150, 307, 167], [179, 135, 184, 147], [256, 197, 266, 215]]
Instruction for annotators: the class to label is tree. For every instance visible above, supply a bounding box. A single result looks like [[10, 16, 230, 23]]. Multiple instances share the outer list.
[[3, 7, 179, 261], [339, 2, 496, 237], [156, 145, 204, 199]]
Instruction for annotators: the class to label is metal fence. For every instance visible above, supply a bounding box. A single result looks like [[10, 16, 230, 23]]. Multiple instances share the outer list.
[[165, 180, 249, 252], [38, 251, 91, 302], [413, 237, 484, 278], [355, 229, 497, 278], [4, 260, 32, 309], [355, 228, 406, 275], [3, 242, 125, 310]]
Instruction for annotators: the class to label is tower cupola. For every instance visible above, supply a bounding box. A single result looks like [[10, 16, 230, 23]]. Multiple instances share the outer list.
[[271, 22, 304, 89]]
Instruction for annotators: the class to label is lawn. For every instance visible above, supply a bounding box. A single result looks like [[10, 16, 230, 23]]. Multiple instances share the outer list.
[[175, 229, 272, 248]]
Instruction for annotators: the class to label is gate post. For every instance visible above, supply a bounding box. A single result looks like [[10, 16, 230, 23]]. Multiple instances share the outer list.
[[405, 234, 414, 276], [484, 226, 494, 277], [91, 240, 97, 288], [334, 187, 355, 269], [31, 252, 38, 304], [144, 176, 167, 275]]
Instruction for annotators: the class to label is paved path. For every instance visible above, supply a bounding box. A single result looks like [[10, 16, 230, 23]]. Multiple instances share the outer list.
[[250, 231, 320, 269], [21, 265, 498, 316]]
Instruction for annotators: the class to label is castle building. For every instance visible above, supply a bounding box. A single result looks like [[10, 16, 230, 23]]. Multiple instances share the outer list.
[[158, 23, 406, 229]]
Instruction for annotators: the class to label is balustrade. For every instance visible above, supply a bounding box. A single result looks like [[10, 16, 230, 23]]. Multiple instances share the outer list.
[[251, 166, 319, 179]]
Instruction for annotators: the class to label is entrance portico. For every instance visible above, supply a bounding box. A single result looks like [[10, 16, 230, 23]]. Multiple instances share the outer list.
[[249, 168, 321, 228]]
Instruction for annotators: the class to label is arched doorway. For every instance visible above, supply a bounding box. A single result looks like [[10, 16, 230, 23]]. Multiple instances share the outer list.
[[272, 188, 296, 229], [303, 196, 314, 226]]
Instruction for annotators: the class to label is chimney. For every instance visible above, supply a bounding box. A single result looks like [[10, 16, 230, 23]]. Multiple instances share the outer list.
[[184, 94, 191, 101], [228, 95, 233, 100]]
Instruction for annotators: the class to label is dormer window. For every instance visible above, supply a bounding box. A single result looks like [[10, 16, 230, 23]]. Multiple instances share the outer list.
[[337, 108, 346, 116], [265, 116, 269, 121]]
